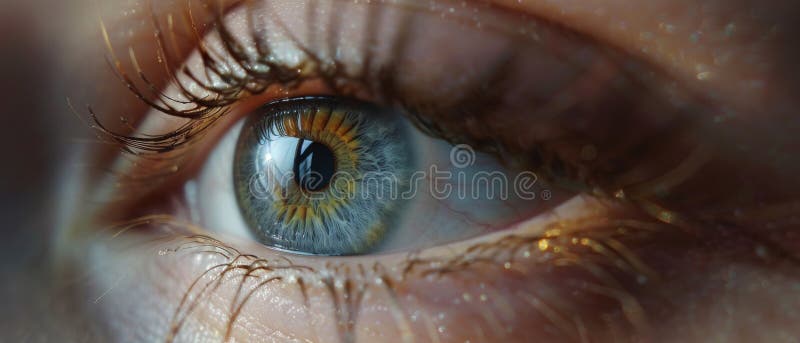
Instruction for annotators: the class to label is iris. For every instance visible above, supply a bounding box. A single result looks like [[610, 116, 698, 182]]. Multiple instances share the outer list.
[[233, 96, 415, 255]]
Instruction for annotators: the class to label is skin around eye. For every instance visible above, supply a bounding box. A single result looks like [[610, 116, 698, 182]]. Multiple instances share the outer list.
[[48, 0, 800, 342], [67, 1, 683, 341], [94, 0, 701, 215]]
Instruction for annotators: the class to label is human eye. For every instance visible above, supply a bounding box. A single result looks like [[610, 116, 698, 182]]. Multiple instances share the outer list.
[[51, 0, 800, 342], [196, 94, 554, 255]]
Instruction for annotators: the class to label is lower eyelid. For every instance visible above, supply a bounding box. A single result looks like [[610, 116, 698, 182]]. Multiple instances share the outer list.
[[76, 192, 684, 341]]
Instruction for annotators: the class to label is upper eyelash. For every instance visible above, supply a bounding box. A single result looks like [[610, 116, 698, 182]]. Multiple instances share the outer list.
[[85, 0, 768, 206], [89, 4, 300, 155], [87, 0, 420, 157], [79, 0, 749, 233], [84, 0, 611, 208], [81, 0, 708, 228], [87, 2, 562, 148]]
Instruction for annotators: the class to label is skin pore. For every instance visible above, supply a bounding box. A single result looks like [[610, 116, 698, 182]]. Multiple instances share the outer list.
[[11, 0, 799, 341]]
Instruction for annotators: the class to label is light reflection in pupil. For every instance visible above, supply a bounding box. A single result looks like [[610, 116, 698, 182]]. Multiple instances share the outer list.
[[293, 139, 335, 192]]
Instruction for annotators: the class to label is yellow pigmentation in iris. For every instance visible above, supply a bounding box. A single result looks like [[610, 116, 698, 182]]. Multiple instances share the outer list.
[[235, 97, 412, 255], [269, 108, 365, 228]]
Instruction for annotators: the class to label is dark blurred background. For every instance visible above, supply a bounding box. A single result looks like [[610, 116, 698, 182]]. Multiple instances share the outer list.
[[0, 0, 82, 339]]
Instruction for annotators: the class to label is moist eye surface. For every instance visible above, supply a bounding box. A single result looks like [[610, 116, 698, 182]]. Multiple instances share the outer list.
[[233, 96, 415, 255]]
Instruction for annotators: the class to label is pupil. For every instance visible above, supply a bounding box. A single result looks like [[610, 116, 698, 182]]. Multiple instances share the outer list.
[[293, 139, 336, 192]]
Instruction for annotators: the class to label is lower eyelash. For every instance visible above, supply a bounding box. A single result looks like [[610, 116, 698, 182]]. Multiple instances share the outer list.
[[105, 206, 679, 342]]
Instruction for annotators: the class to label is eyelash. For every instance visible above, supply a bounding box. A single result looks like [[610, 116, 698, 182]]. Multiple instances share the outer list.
[[91, 2, 402, 152], [81, 1, 743, 341], [86, 0, 601, 195], [109, 207, 672, 342]]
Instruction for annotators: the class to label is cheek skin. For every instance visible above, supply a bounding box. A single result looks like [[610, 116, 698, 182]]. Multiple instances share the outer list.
[[654, 261, 800, 342], [74, 194, 800, 342]]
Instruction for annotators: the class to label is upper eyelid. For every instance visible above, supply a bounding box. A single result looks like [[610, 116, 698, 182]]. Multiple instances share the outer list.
[[79, 2, 624, 239], [90, 0, 728, 154], [85, 0, 700, 177], [83, 0, 758, 138], [85, 2, 546, 187], [84, 0, 696, 219], [86, 0, 720, 231], [85, 0, 600, 130], [96, 0, 521, 118], [83, 1, 756, 208]]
